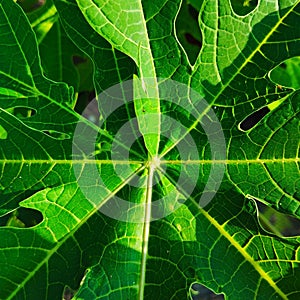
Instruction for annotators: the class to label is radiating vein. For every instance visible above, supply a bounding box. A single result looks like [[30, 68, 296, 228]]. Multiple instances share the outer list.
[[138, 164, 154, 299]]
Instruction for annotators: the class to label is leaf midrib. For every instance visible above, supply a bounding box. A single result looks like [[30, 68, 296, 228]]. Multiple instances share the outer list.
[[0, 158, 298, 164], [138, 164, 154, 299], [6, 164, 146, 300], [201, 207, 289, 299], [4, 158, 297, 298], [170, 175, 290, 299], [195, 0, 300, 94], [160, 1, 300, 158]]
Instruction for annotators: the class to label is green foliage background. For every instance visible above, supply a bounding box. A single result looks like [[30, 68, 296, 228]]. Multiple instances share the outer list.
[[0, 0, 299, 299]]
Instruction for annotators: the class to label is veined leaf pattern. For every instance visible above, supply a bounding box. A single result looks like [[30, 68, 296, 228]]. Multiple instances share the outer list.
[[0, 0, 299, 299]]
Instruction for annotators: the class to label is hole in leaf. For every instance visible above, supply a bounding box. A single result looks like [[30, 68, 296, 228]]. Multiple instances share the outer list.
[[185, 33, 202, 48], [0, 124, 7, 139], [188, 0, 204, 11], [75, 57, 94, 93], [188, 3, 201, 18], [75, 90, 96, 115], [269, 56, 300, 89], [279, 62, 287, 70], [17, 0, 45, 13], [42, 130, 70, 140], [239, 106, 270, 131], [63, 286, 76, 300], [230, 0, 258, 16], [6, 208, 43, 228], [175, 2, 202, 65], [257, 202, 300, 237], [72, 55, 87, 66], [12, 106, 36, 118], [190, 283, 224, 300]]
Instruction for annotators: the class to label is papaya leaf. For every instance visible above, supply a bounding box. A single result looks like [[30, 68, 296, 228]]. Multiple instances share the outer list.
[[0, 0, 299, 299]]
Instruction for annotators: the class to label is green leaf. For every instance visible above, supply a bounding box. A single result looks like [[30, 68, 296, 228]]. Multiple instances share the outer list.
[[190, 0, 300, 217], [54, 0, 136, 93], [175, 1, 202, 65], [0, 0, 299, 299], [270, 56, 300, 89], [0, 0, 85, 215], [75, 0, 163, 156], [27, 0, 86, 92]]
